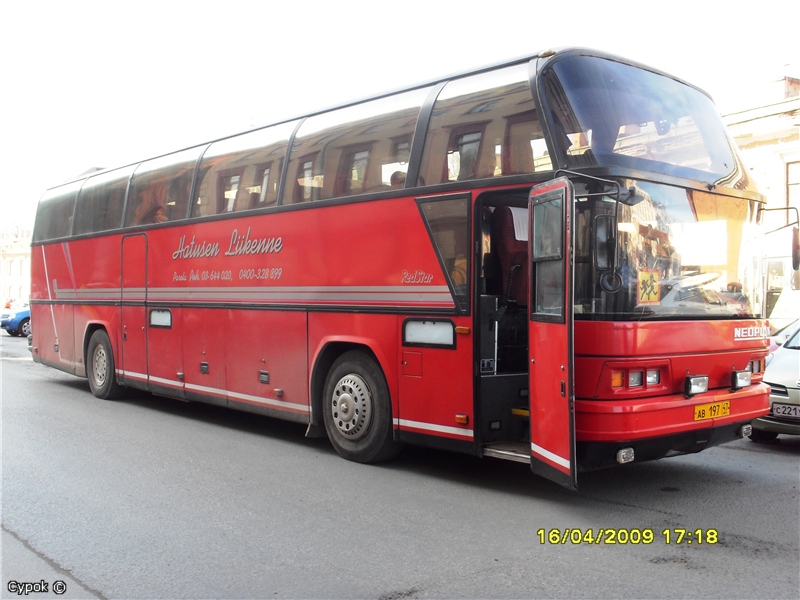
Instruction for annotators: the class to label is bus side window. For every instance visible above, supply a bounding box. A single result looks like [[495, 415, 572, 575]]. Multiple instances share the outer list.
[[32, 181, 82, 242], [192, 122, 295, 217], [73, 166, 133, 236], [419, 63, 550, 186], [126, 147, 202, 227], [283, 88, 429, 204]]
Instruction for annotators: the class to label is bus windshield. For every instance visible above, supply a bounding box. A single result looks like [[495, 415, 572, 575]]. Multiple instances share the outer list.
[[543, 55, 749, 190], [574, 181, 760, 320]]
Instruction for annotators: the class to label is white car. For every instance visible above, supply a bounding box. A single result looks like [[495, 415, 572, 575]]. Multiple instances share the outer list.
[[750, 327, 800, 442]]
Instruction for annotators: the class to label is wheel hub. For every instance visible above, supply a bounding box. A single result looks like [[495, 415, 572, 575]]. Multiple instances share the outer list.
[[93, 346, 108, 386], [331, 375, 372, 440]]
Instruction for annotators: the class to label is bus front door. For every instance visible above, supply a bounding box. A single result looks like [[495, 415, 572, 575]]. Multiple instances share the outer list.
[[121, 234, 149, 390], [528, 177, 577, 490]]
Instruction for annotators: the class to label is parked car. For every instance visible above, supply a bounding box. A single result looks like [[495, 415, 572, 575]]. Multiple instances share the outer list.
[[751, 327, 800, 442], [768, 319, 800, 357], [1, 307, 31, 337]]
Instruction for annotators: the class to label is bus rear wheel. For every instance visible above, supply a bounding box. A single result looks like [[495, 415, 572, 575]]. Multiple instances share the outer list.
[[86, 329, 124, 400], [322, 351, 402, 463]]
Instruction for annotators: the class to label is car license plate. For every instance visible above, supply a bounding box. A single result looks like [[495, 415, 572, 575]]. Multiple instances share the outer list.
[[772, 403, 800, 421], [694, 401, 730, 421]]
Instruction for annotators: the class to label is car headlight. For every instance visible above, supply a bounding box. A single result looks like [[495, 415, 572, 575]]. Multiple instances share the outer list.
[[6, 312, 15, 319]]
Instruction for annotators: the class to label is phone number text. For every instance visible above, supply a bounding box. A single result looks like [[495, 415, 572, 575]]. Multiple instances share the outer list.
[[238, 267, 283, 281]]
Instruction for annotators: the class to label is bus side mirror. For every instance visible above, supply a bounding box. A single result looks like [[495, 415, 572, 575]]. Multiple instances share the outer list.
[[793, 226, 799, 271], [594, 214, 623, 292], [594, 214, 616, 271]]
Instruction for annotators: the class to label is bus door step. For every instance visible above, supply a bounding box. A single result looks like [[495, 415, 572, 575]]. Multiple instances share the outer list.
[[511, 407, 530, 443], [482, 442, 530, 463]]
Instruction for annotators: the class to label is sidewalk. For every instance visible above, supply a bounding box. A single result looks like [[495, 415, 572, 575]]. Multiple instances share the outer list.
[[1, 529, 102, 600]]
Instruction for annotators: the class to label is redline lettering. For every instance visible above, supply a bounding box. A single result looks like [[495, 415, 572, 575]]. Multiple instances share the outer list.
[[401, 270, 434, 284], [172, 235, 220, 260], [225, 228, 283, 256]]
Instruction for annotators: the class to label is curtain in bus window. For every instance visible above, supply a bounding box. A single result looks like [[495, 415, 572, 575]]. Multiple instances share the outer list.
[[418, 195, 470, 312], [32, 181, 82, 242], [126, 147, 204, 226], [73, 166, 134, 235], [418, 63, 550, 187], [283, 88, 429, 203], [192, 121, 296, 217]]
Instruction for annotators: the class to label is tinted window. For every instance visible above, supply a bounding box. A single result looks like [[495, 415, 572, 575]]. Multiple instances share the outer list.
[[419, 64, 550, 186], [73, 166, 134, 235], [125, 147, 202, 226], [543, 56, 743, 187], [192, 122, 296, 218], [418, 195, 470, 312], [32, 180, 82, 242], [284, 88, 429, 203]]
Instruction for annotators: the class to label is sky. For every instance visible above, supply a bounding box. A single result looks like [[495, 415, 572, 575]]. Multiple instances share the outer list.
[[1, 0, 797, 231]]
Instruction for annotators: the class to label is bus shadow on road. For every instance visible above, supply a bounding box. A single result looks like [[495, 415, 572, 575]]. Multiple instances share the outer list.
[[47, 381, 798, 507]]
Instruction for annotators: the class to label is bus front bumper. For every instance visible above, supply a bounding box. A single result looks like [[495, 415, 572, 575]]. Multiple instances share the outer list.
[[573, 383, 770, 471]]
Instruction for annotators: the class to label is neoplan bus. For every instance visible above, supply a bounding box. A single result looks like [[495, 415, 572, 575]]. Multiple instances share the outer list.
[[30, 48, 775, 490]]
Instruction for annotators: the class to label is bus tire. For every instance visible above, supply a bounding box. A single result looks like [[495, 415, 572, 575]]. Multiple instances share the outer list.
[[322, 350, 402, 463], [86, 329, 124, 400]]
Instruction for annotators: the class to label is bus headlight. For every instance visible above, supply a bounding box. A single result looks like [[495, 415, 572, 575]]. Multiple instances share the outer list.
[[732, 369, 752, 391], [684, 375, 708, 397]]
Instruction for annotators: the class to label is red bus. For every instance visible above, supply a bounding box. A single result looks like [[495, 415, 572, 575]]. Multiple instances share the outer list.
[[30, 48, 772, 489]]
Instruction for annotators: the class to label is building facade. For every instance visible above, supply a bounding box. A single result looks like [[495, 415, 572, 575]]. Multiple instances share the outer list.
[[1, 228, 32, 306], [724, 77, 800, 330]]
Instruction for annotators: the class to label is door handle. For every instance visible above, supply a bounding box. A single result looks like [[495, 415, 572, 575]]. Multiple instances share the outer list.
[[561, 381, 566, 397]]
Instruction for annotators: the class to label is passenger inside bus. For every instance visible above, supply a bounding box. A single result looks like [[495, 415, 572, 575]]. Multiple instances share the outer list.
[[134, 187, 168, 225], [390, 171, 406, 188]]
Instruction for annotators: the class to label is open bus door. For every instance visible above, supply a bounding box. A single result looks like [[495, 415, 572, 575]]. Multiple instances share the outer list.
[[528, 177, 577, 490]]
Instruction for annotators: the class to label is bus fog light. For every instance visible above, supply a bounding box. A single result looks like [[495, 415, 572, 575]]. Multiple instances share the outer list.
[[646, 369, 660, 385], [739, 424, 752, 438], [732, 369, 752, 391], [628, 371, 643, 387], [684, 375, 708, 397], [616, 447, 635, 464]]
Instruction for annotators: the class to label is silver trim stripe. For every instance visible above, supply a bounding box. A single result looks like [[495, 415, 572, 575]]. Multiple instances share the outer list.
[[530, 441, 570, 470], [395, 418, 474, 438], [121, 370, 309, 414], [54, 282, 453, 306]]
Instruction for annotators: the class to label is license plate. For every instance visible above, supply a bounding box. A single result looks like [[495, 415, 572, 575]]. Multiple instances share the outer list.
[[772, 403, 800, 421], [694, 401, 730, 421]]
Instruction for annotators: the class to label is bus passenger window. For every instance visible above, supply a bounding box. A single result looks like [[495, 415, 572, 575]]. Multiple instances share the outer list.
[[126, 147, 202, 226], [420, 63, 548, 186], [283, 88, 429, 203], [193, 122, 295, 216], [32, 181, 82, 242], [73, 166, 134, 235]]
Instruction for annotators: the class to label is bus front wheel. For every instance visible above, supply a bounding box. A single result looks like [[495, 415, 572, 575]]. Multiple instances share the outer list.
[[322, 351, 402, 463], [86, 329, 125, 400]]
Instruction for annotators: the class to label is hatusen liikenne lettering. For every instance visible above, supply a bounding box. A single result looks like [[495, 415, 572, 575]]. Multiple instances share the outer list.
[[172, 235, 221, 260], [171, 229, 283, 261], [225, 228, 283, 256]]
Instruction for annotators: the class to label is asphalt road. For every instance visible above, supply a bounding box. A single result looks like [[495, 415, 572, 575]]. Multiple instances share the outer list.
[[2, 333, 799, 599]]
